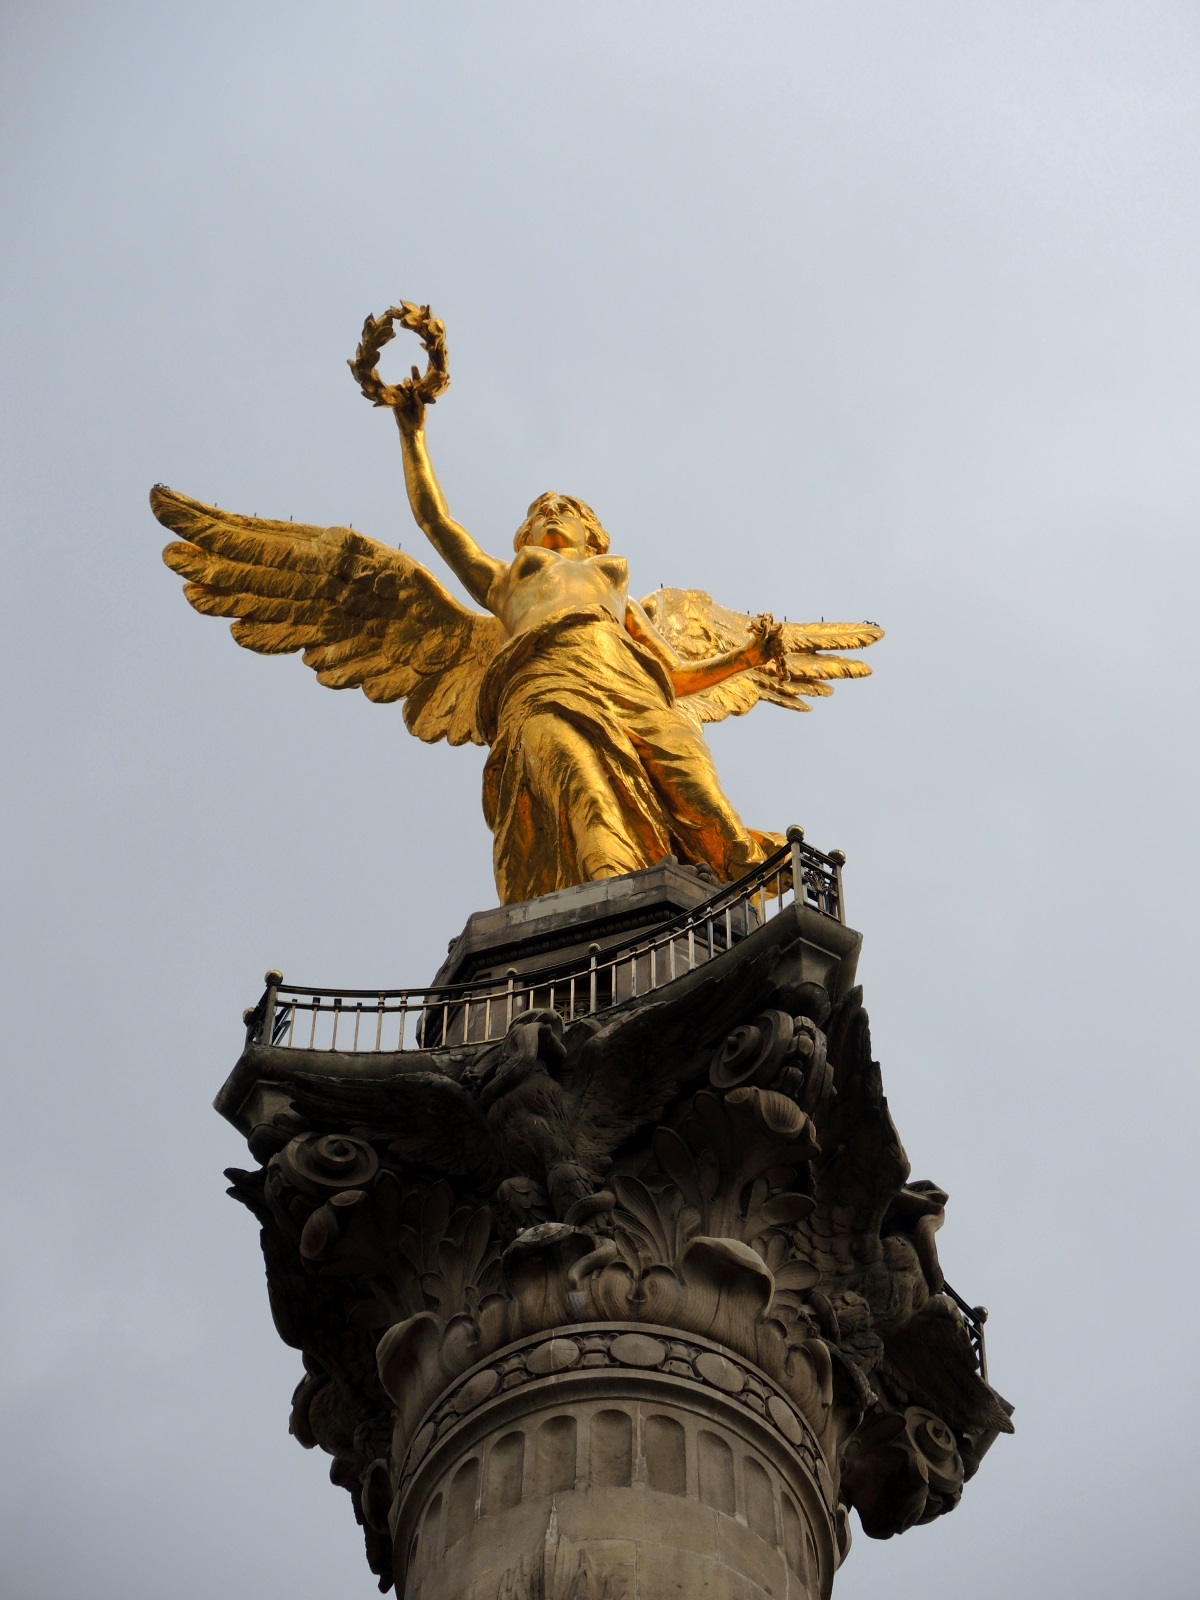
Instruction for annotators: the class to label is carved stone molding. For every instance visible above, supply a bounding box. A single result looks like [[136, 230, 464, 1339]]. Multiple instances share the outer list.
[[392, 1356, 842, 1600], [395, 1324, 832, 1509]]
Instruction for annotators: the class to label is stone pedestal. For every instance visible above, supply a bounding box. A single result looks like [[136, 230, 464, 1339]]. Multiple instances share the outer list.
[[218, 878, 1010, 1597]]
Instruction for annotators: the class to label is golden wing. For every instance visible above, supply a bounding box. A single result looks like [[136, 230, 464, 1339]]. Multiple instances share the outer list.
[[153, 486, 505, 746], [641, 586, 882, 725]]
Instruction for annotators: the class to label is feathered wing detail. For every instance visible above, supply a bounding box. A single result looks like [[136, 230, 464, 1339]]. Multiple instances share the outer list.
[[641, 586, 882, 726], [153, 486, 505, 746], [376, 1076, 504, 1189]]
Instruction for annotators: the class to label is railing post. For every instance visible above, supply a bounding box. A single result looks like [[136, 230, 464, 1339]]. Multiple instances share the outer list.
[[505, 968, 517, 1029], [828, 848, 846, 923], [258, 969, 282, 1046], [588, 944, 600, 1014], [786, 828, 807, 988], [942, 1282, 989, 1380], [787, 826, 805, 910], [972, 1305, 989, 1382]]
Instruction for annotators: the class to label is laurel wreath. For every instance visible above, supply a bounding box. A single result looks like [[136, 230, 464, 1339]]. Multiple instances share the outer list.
[[348, 302, 450, 409]]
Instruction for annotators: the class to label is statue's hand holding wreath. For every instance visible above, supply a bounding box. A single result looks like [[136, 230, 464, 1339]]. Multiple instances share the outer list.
[[743, 613, 786, 673], [348, 302, 450, 433]]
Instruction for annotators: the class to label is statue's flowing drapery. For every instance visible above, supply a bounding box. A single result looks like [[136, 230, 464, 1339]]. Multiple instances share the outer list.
[[478, 606, 780, 904]]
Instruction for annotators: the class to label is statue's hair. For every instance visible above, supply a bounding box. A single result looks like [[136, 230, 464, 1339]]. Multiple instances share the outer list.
[[513, 492, 610, 555]]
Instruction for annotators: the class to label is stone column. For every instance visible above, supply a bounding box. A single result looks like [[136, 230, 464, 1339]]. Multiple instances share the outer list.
[[393, 1323, 843, 1599], [220, 899, 1010, 1598]]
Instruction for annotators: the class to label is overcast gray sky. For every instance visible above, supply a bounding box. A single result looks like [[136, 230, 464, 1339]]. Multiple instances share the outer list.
[[2, 3, 1198, 1596]]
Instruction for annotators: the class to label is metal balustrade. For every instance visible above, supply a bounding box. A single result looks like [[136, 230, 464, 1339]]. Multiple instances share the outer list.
[[943, 1283, 991, 1381], [243, 827, 844, 1055]]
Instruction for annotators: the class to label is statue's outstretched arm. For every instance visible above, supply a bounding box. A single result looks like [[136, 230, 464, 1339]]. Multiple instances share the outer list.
[[626, 601, 782, 698], [394, 400, 505, 609]]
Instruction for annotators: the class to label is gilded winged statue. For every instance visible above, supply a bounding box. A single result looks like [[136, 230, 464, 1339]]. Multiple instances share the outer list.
[[153, 304, 882, 904]]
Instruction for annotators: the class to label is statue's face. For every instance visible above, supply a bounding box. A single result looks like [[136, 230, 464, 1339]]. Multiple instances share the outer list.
[[527, 503, 591, 555]]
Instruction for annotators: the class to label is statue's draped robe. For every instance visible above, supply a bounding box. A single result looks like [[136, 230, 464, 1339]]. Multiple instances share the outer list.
[[478, 606, 780, 905]]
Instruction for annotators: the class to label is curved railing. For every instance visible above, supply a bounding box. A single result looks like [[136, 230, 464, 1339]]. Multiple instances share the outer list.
[[244, 827, 845, 1055]]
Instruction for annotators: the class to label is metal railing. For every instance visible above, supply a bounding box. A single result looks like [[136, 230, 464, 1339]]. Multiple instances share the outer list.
[[244, 828, 844, 1055], [943, 1282, 990, 1381]]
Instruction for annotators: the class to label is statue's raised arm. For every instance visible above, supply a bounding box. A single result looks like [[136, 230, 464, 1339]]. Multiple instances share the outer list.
[[393, 403, 505, 609], [349, 302, 506, 609]]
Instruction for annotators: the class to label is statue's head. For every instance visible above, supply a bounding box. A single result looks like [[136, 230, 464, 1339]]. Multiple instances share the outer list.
[[514, 492, 610, 556]]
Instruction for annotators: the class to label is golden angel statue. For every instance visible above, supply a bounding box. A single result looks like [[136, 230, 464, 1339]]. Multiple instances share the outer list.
[[153, 304, 882, 905]]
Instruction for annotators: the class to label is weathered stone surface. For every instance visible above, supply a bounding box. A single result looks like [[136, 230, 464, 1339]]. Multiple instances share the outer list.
[[219, 900, 1010, 1596]]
